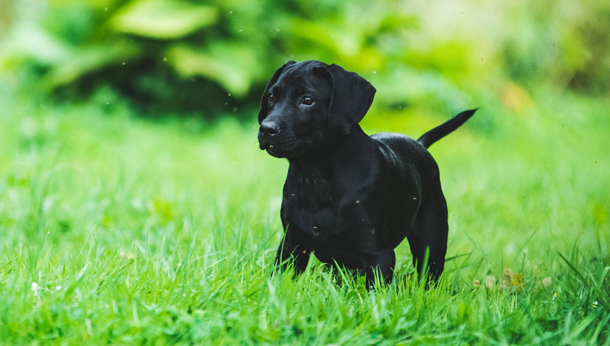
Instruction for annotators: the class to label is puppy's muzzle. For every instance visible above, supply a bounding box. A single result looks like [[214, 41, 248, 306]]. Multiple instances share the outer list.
[[258, 121, 280, 150], [260, 121, 280, 138]]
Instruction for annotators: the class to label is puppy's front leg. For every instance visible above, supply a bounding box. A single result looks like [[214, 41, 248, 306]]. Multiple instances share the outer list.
[[273, 229, 310, 276], [364, 249, 396, 288]]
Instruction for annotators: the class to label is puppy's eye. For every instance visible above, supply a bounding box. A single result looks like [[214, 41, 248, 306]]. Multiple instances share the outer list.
[[268, 93, 275, 103], [301, 96, 314, 105]]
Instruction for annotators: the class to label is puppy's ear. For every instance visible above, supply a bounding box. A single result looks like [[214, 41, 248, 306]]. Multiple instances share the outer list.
[[258, 61, 296, 124], [323, 64, 376, 133]]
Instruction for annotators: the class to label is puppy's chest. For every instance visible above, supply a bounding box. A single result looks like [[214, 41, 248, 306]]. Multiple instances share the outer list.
[[282, 176, 369, 239]]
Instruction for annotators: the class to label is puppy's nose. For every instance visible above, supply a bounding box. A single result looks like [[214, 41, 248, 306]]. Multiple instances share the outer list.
[[259, 122, 280, 138]]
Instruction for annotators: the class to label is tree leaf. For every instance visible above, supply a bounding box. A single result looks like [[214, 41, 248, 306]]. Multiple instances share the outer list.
[[166, 43, 261, 97], [43, 39, 142, 90], [110, 0, 217, 39], [0, 23, 71, 68]]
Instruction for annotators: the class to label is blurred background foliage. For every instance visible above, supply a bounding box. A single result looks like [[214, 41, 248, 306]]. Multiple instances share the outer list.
[[0, 0, 609, 120]]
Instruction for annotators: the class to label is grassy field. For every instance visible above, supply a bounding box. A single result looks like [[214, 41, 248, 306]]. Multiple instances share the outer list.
[[0, 88, 609, 345]]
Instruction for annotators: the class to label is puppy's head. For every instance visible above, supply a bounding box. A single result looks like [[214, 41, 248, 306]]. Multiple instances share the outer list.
[[258, 60, 376, 158]]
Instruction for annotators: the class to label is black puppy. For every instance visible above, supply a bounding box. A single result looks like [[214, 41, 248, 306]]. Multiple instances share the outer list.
[[258, 60, 475, 286]]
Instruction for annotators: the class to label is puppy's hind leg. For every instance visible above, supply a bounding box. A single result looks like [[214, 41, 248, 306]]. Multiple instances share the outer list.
[[406, 186, 449, 282]]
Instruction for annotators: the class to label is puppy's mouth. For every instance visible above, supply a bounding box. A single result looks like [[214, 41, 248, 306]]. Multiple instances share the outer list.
[[258, 130, 297, 157], [258, 129, 325, 158], [259, 139, 320, 159], [259, 140, 270, 150], [259, 139, 295, 158]]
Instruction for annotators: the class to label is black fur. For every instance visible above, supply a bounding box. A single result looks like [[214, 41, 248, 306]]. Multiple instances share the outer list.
[[258, 60, 476, 287]]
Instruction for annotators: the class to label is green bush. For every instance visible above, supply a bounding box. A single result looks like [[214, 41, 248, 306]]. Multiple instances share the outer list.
[[1, 0, 609, 118], [0, 0, 473, 117]]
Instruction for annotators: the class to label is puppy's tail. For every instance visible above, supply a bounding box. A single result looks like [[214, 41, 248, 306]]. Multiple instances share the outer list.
[[417, 109, 477, 149]]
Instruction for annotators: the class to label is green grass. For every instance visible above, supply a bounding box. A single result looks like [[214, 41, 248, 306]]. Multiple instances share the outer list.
[[0, 89, 609, 345]]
